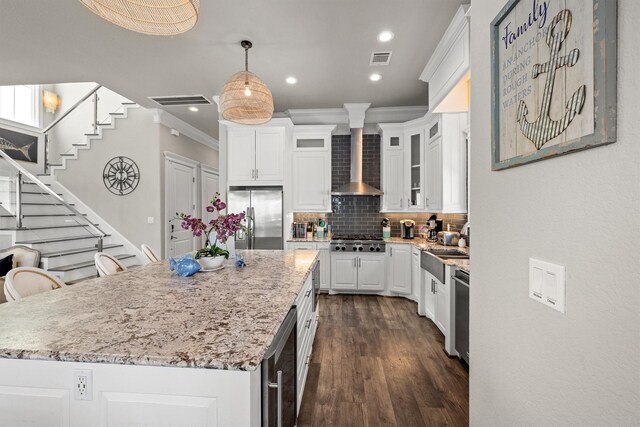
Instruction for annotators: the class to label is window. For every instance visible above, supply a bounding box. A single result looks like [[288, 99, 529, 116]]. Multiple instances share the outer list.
[[0, 85, 40, 128]]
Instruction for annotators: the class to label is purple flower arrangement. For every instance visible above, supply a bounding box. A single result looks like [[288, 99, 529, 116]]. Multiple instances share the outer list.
[[177, 193, 247, 259]]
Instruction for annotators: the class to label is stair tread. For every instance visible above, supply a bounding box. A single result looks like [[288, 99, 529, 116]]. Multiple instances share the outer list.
[[0, 224, 98, 231], [15, 234, 110, 245], [84, 133, 99, 136], [72, 144, 87, 147], [110, 113, 124, 116], [41, 244, 123, 258], [60, 153, 75, 157], [0, 213, 86, 218], [50, 254, 135, 272], [0, 191, 63, 196], [122, 102, 137, 105], [22, 182, 51, 186], [48, 164, 63, 167], [10, 202, 75, 206], [66, 275, 97, 285]]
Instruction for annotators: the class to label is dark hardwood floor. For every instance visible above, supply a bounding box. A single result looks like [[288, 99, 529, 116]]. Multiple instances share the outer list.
[[297, 294, 469, 427]]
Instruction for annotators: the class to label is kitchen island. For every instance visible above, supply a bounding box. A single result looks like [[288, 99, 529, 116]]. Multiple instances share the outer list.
[[0, 250, 319, 426]]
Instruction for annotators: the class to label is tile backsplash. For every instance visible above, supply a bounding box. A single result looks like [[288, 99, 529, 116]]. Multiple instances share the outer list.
[[293, 134, 468, 237]]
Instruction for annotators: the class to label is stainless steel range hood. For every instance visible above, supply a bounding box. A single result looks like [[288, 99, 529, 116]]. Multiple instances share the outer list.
[[332, 103, 383, 196]]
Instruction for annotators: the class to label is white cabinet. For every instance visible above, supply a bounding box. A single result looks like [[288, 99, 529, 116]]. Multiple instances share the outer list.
[[287, 242, 316, 250], [357, 254, 386, 292], [423, 270, 447, 335], [425, 114, 468, 213], [379, 124, 405, 211], [227, 128, 255, 183], [317, 242, 331, 291], [330, 252, 385, 292], [255, 128, 285, 182], [411, 247, 421, 301], [291, 126, 334, 212], [387, 244, 412, 294], [331, 253, 358, 291], [227, 126, 285, 185], [423, 273, 436, 319], [405, 126, 425, 210]]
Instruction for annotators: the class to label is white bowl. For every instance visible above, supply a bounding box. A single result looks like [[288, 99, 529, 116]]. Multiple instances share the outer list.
[[197, 256, 225, 270]]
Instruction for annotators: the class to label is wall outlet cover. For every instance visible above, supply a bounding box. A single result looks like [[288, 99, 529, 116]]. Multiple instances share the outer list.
[[73, 369, 93, 401]]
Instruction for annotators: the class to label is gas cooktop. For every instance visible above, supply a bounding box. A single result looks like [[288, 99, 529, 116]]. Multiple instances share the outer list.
[[330, 234, 386, 252]]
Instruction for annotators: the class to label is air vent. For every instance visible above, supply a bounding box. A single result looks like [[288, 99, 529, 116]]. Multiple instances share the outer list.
[[370, 51, 392, 66], [149, 95, 212, 107]]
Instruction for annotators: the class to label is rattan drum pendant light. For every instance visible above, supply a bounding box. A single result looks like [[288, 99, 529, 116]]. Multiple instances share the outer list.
[[79, 0, 199, 36], [220, 41, 274, 125]]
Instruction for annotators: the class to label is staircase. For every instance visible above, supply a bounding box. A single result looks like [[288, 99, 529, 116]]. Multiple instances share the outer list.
[[0, 91, 146, 283]]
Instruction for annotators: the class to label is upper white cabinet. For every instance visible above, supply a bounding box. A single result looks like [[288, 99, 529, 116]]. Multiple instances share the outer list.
[[425, 114, 468, 213], [404, 125, 425, 210], [227, 126, 285, 186], [419, 5, 471, 113], [291, 126, 334, 212]]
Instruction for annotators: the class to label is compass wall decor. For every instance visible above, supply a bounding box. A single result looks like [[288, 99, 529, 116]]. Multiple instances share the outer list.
[[103, 156, 140, 196]]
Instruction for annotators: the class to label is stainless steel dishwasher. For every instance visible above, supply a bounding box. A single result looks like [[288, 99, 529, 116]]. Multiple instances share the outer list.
[[453, 269, 470, 364]]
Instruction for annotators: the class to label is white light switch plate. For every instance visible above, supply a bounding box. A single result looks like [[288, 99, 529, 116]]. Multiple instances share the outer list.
[[529, 258, 566, 313], [147, 217, 155, 224]]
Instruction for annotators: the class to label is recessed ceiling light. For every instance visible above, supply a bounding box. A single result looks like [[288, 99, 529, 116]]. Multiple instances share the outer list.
[[286, 76, 298, 85], [370, 73, 382, 82], [189, 106, 199, 112], [377, 30, 395, 42]]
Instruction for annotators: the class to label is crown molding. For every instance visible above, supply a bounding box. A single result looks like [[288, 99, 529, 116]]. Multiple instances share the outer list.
[[285, 105, 428, 127], [343, 103, 371, 128], [218, 117, 294, 128], [151, 109, 219, 150], [419, 4, 471, 82]]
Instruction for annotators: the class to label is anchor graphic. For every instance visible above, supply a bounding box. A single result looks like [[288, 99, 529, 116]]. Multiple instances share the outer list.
[[517, 9, 586, 150]]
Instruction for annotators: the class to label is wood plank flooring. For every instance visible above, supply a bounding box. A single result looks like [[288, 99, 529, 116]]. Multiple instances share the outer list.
[[297, 294, 469, 427]]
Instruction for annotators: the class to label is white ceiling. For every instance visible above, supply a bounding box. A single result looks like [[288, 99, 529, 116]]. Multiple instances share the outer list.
[[0, 0, 466, 139]]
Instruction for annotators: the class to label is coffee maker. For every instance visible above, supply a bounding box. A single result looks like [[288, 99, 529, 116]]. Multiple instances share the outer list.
[[426, 215, 443, 242], [400, 220, 415, 239]]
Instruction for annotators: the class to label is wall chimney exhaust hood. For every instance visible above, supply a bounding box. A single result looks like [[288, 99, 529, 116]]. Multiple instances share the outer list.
[[332, 103, 383, 196]]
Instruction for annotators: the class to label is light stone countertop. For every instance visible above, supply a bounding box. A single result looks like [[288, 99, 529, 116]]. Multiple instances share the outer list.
[[0, 250, 318, 371], [287, 237, 331, 243], [384, 237, 470, 273]]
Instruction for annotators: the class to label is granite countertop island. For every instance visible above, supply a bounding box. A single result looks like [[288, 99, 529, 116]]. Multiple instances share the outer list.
[[0, 250, 319, 371]]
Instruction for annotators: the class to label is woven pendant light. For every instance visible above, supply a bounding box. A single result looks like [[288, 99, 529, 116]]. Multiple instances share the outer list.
[[220, 41, 274, 125], [79, 0, 199, 36]]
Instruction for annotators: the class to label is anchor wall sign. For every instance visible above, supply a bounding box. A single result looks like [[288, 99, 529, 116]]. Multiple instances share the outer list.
[[490, 0, 617, 170]]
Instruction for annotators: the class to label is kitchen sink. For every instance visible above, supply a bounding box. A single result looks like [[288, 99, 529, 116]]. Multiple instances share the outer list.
[[426, 248, 469, 259], [421, 248, 469, 283]]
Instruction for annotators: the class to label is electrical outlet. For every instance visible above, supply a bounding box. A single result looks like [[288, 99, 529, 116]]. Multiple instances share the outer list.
[[73, 369, 93, 401]]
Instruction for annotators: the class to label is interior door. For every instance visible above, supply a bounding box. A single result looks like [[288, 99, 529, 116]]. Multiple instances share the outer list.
[[251, 190, 283, 249], [166, 159, 197, 258]]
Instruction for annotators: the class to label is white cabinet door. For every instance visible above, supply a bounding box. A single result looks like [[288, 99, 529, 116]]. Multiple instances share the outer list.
[[292, 152, 330, 212], [383, 150, 405, 211], [405, 127, 425, 210], [227, 129, 255, 183], [423, 272, 436, 320], [255, 128, 285, 182], [318, 246, 331, 291], [434, 277, 448, 335], [357, 255, 385, 291], [388, 244, 412, 294], [426, 136, 443, 211], [331, 253, 358, 291], [411, 248, 421, 300]]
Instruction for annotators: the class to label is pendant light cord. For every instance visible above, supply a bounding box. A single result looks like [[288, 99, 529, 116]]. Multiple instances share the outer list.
[[245, 47, 249, 72]]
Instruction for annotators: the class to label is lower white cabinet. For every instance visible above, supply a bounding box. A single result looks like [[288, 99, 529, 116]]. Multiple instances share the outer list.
[[387, 244, 412, 294], [424, 270, 448, 335], [331, 253, 385, 292], [295, 275, 316, 412], [411, 247, 421, 301]]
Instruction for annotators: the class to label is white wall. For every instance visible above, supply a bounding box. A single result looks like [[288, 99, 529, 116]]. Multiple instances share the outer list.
[[46, 83, 129, 161], [469, 1, 640, 426], [56, 107, 163, 252]]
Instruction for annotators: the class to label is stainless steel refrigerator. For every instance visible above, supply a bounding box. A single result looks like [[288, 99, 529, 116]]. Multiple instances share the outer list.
[[227, 187, 283, 250]]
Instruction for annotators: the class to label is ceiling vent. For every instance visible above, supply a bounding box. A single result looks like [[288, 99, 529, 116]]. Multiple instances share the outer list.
[[370, 51, 392, 66], [149, 95, 212, 107]]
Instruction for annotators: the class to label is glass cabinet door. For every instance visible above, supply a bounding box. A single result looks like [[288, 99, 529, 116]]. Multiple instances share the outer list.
[[407, 129, 424, 209]]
